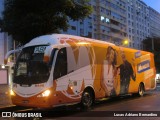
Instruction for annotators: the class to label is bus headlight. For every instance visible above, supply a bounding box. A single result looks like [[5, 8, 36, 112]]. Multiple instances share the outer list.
[[10, 90, 15, 96], [37, 90, 51, 97]]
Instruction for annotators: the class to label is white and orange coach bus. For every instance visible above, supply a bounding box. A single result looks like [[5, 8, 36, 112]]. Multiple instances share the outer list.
[[5, 34, 156, 108]]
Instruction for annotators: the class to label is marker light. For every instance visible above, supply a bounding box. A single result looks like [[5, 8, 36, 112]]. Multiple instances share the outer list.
[[10, 90, 15, 96], [1, 64, 5, 69], [37, 90, 51, 97], [77, 42, 90, 45]]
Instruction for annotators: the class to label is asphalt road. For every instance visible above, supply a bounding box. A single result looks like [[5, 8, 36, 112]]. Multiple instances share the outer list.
[[1, 84, 160, 120], [45, 84, 160, 120]]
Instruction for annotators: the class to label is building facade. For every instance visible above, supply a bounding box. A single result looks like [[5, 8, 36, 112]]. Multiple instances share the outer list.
[[126, 0, 150, 49], [0, 0, 4, 18], [63, 17, 93, 38], [92, 0, 127, 45], [63, 0, 128, 46], [0, 0, 13, 64], [63, 1, 93, 38], [148, 7, 160, 38], [63, 0, 152, 49]]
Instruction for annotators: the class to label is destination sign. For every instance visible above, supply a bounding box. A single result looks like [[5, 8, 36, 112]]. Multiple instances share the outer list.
[[34, 46, 46, 53]]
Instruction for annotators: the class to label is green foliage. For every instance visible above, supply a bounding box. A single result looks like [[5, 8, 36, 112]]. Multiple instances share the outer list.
[[0, 0, 92, 44], [143, 37, 160, 73], [143, 37, 160, 52]]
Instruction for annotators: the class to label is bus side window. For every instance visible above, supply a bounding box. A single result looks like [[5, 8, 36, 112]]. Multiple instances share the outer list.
[[53, 48, 67, 80]]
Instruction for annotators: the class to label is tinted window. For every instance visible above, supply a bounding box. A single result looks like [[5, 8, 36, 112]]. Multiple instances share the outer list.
[[53, 48, 67, 79]]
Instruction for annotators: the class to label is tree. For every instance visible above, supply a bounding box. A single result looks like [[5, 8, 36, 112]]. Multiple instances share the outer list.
[[143, 37, 160, 52], [0, 0, 92, 44], [143, 37, 160, 73]]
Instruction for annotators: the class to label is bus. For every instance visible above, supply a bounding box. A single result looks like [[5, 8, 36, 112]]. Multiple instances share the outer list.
[[5, 34, 156, 108]]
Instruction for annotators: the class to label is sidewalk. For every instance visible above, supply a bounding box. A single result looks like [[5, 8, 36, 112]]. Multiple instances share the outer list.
[[0, 85, 13, 108]]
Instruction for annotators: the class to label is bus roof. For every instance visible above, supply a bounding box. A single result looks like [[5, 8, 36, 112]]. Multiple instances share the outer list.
[[24, 34, 115, 47]]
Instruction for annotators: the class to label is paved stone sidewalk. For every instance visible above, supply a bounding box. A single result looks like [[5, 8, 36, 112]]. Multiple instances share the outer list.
[[0, 85, 12, 108]]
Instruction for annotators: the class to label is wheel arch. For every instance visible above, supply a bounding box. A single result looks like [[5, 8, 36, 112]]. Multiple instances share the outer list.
[[140, 82, 145, 92], [83, 86, 95, 100]]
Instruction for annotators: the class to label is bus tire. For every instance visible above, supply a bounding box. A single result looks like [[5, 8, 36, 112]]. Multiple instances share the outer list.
[[81, 89, 94, 109], [138, 83, 145, 97]]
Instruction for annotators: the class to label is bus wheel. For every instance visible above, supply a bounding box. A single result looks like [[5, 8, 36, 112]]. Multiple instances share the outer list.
[[138, 83, 145, 97], [81, 89, 94, 109]]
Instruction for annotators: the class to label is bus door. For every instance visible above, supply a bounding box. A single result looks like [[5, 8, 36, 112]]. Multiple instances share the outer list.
[[53, 47, 69, 103]]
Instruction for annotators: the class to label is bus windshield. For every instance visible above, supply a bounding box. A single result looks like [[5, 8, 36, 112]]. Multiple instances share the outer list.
[[13, 46, 52, 85]]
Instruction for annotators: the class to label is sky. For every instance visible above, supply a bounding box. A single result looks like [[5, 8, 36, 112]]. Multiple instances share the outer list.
[[143, 0, 160, 13]]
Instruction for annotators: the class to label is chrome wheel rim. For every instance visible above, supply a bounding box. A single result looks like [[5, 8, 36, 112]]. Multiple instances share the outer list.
[[139, 85, 144, 96], [82, 92, 92, 107]]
